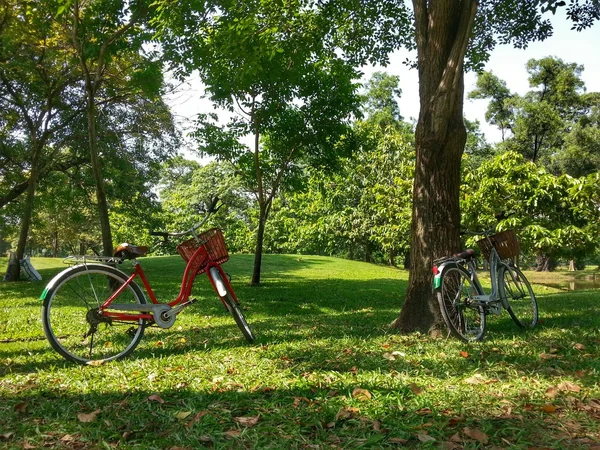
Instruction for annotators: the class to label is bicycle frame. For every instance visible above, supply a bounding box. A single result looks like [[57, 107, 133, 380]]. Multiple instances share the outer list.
[[434, 237, 508, 315], [100, 242, 236, 323]]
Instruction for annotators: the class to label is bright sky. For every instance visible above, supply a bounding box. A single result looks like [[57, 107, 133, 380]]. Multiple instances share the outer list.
[[167, 9, 600, 152]]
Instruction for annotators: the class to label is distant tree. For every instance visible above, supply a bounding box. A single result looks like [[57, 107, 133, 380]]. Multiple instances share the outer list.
[[0, 0, 83, 280], [60, 0, 161, 257], [467, 71, 515, 141], [462, 151, 599, 271], [159, 1, 361, 284]]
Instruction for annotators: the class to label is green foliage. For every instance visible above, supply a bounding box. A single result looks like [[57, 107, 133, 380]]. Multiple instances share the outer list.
[[462, 151, 600, 263], [158, 158, 254, 253]]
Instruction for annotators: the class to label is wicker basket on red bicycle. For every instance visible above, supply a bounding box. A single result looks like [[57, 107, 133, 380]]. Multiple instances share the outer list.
[[476, 229, 520, 261], [176, 228, 229, 275]]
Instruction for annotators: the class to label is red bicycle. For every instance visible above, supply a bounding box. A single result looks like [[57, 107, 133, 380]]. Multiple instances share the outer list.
[[40, 208, 254, 364]]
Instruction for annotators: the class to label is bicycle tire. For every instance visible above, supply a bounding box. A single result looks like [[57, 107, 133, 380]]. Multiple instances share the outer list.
[[41, 263, 147, 364], [209, 268, 254, 343], [498, 264, 538, 329], [436, 262, 486, 342]]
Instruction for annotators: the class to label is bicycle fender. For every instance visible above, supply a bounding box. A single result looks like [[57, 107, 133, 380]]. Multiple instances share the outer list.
[[209, 267, 227, 297], [40, 267, 73, 301], [432, 261, 456, 291]]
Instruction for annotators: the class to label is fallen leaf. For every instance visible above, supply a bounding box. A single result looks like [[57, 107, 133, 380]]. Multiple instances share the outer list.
[[545, 386, 557, 398], [409, 383, 424, 395], [335, 406, 359, 420], [459, 351, 469, 358], [382, 352, 396, 361], [417, 433, 436, 442], [464, 374, 485, 385], [77, 409, 101, 423], [198, 435, 212, 442], [352, 388, 372, 401], [147, 394, 165, 404], [174, 411, 192, 420], [185, 411, 209, 428], [539, 353, 558, 360], [154, 341, 164, 347], [388, 437, 408, 444], [557, 381, 581, 393], [60, 434, 77, 442], [447, 416, 465, 426], [223, 430, 241, 438], [87, 360, 105, 366], [541, 404, 557, 413], [0, 432, 14, 440], [13, 402, 27, 413], [349, 366, 358, 375], [573, 343, 585, 351], [463, 427, 489, 444], [234, 415, 260, 427], [549, 347, 559, 354], [415, 408, 433, 415]]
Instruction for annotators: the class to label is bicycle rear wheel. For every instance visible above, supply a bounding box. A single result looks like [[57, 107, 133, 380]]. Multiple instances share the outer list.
[[499, 264, 538, 329], [436, 263, 486, 342], [209, 267, 254, 343], [41, 263, 147, 364]]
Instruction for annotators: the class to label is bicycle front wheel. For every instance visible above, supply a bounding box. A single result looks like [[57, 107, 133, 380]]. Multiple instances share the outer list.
[[41, 263, 147, 364], [209, 267, 254, 343], [436, 263, 486, 342], [498, 264, 538, 329]]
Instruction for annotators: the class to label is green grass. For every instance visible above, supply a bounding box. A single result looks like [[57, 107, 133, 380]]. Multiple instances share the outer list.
[[1, 255, 599, 449]]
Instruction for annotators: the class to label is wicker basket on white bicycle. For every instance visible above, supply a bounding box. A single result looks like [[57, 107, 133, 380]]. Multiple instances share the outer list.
[[476, 229, 520, 260], [176, 228, 229, 275]]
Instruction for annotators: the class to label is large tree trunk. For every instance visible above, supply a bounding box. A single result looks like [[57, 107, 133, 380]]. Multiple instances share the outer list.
[[86, 94, 113, 257], [392, 1, 478, 335]]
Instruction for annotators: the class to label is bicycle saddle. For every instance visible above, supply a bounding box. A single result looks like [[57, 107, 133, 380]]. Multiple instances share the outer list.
[[453, 249, 476, 260], [114, 243, 149, 259]]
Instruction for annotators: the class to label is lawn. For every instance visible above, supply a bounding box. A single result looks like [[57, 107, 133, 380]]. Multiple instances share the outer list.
[[1, 255, 599, 449]]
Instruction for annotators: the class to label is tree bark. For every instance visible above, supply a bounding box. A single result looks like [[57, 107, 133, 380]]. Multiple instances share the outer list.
[[86, 94, 113, 257], [252, 202, 268, 285], [4, 145, 42, 281], [393, 0, 478, 335]]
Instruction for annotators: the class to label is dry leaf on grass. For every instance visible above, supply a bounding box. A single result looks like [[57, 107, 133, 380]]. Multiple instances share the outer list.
[[417, 433, 436, 443], [335, 406, 359, 420], [409, 383, 424, 395], [0, 432, 14, 440], [352, 388, 372, 401], [223, 430, 241, 438], [234, 415, 260, 427], [540, 404, 557, 413], [13, 402, 27, 413], [545, 386, 557, 398], [459, 351, 470, 358], [462, 427, 489, 444], [557, 381, 581, 393], [147, 394, 165, 404], [185, 411, 209, 428], [77, 409, 101, 423]]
